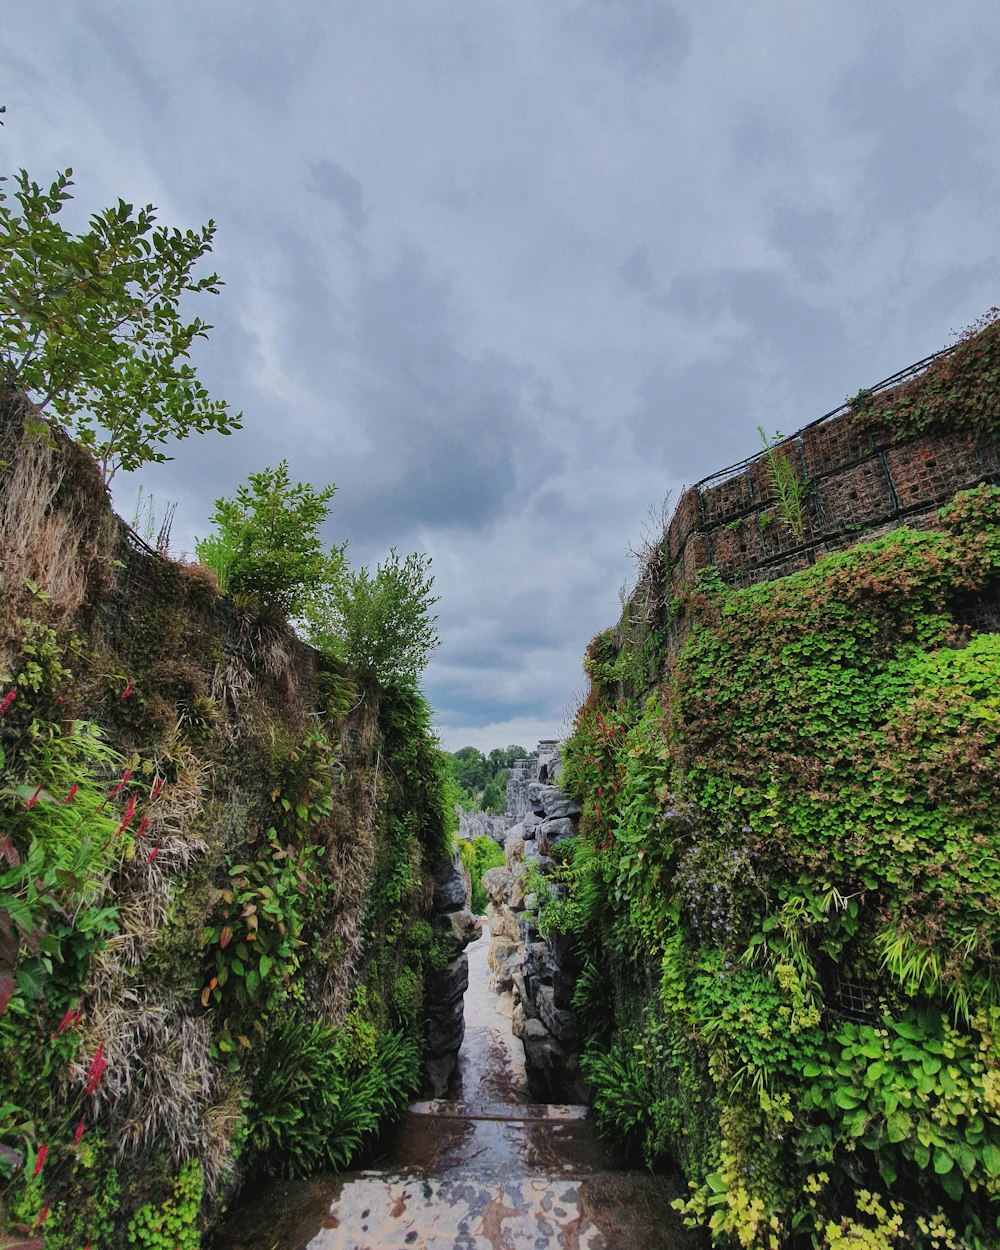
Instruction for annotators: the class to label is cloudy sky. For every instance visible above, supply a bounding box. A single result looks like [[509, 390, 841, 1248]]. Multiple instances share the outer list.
[[4, 2, 998, 751]]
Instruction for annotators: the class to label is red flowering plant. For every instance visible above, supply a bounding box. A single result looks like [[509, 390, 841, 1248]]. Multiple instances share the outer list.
[[0, 677, 152, 1226]]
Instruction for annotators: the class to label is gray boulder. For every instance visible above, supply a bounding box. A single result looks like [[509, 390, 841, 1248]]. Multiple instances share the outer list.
[[537, 817, 575, 854], [434, 848, 469, 913], [528, 783, 580, 820]]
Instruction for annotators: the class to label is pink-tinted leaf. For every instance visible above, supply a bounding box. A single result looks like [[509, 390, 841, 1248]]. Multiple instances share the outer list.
[[0, 974, 16, 1016]]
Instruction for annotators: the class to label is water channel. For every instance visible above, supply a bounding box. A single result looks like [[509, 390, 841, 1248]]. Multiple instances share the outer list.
[[212, 931, 698, 1249]]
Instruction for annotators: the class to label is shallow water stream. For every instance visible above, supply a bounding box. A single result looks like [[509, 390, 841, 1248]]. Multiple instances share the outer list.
[[212, 930, 699, 1249]]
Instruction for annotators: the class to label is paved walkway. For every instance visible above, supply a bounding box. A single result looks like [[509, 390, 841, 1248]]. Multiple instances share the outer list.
[[212, 934, 700, 1250]]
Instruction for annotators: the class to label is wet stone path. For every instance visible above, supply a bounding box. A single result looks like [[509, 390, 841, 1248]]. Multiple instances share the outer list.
[[212, 933, 699, 1250]]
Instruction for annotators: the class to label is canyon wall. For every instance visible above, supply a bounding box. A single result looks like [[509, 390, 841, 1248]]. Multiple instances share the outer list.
[[0, 392, 460, 1243]]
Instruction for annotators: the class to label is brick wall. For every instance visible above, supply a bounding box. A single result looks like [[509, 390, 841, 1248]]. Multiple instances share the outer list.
[[662, 355, 1000, 599]]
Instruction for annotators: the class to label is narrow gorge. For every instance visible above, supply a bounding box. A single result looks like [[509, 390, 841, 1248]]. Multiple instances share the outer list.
[[3, 314, 1000, 1248]]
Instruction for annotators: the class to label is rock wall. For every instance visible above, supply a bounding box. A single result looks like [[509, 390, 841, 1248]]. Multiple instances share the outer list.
[[455, 807, 508, 845], [0, 392, 459, 1238], [422, 849, 479, 1095], [505, 740, 561, 825], [481, 744, 586, 1103]]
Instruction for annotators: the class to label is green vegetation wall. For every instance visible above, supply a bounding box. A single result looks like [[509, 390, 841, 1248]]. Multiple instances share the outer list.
[[551, 322, 1000, 1248], [0, 393, 454, 1245]]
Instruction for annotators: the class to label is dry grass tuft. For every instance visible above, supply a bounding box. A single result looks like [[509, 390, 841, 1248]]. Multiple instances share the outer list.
[[75, 988, 228, 1188], [0, 397, 116, 666], [320, 765, 378, 1022], [77, 725, 222, 1177]]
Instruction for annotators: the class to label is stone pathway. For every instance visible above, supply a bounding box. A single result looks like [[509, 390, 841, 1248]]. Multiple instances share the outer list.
[[212, 934, 700, 1250]]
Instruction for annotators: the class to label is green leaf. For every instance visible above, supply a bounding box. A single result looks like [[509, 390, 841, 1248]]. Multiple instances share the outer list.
[[886, 1110, 912, 1143], [939, 1168, 963, 1202], [833, 1087, 861, 1110], [933, 1147, 954, 1175]]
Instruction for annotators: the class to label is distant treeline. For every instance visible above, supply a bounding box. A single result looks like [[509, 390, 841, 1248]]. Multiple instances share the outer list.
[[447, 745, 527, 814]]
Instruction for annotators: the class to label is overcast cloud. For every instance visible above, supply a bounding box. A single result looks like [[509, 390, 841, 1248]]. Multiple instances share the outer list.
[[3, 2, 998, 751]]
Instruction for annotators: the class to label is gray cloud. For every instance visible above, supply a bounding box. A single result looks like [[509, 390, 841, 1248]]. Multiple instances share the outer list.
[[567, 0, 691, 75], [306, 159, 365, 230], [4, 0, 1000, 751]]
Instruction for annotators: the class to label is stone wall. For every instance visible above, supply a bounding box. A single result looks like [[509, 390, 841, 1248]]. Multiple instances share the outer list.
[[607, 345, 1000, 692]]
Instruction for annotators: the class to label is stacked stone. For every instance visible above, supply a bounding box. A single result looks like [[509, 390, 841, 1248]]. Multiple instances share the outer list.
[[504, 753, 538, 824], [455, 807, 509, 846], [481, 752, 586, 1103], [422, 848, 480, 1096]]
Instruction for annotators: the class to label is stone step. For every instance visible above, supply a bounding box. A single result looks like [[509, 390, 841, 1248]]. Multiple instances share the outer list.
[[212, 1165, 700, 1250], [407, 1100, 588, 1122], [376, 1102, 618, 1179]]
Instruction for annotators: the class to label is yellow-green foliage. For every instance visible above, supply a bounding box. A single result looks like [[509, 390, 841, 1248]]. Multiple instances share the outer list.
[[457, 835, 505, 913], [127, 1160, 203, 1250], [560, 486, 1000, 1247]]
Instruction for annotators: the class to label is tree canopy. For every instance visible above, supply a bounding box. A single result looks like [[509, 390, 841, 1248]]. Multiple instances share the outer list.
[[0, 163, 240, 481]]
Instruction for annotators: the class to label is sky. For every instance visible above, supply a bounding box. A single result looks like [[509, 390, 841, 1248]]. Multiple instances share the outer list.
[[3, 2, 998, 752]]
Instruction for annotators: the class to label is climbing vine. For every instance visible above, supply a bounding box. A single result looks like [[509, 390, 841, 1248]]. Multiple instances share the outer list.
[[849, 309, 1000, 445], [560, 485, 1000, 1247]]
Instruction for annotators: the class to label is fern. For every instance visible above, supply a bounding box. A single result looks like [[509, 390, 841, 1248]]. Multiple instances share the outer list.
[[757, 427, 811, 541], [252, 1012, 420, 1177]]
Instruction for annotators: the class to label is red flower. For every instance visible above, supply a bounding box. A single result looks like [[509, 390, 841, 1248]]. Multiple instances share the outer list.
[[108, 769, 133, 799], [64, 783, 79, 804], [72, 1118, 86, 1146], [84, 1044, 106, 1094], [150, 776, 165, 802], [0, 690, 17, 715], [121, 679, 135, 699], [135, 816, 149, 839], [25, 784, 43, 809], [146, 846, 160, 864], [35, 1203, 50, 1227], [114, 795, 137, 838], [32, 1143, 48, 1176], [53, 1006, 78, 1038]]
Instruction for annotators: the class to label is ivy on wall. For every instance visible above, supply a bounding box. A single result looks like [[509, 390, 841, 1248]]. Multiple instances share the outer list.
[[555, 485, 1000, 1248], [849, 309, 1000, 445]]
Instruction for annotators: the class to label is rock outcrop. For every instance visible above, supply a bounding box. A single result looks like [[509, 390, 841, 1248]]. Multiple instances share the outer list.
[[505, 740, 561, 825], [456, 807, 508, 845], [422, 847, 480, 1096], [482, 743, 586, 1103]]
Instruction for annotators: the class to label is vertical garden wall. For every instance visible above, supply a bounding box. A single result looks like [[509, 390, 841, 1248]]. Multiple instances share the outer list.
[[548, 317, 1000, 1247], [0, 392, 456, 1245]]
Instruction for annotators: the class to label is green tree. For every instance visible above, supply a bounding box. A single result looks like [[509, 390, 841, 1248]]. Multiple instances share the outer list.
[[307, 549, 439, 684], [481, 776, 507, 815], [195, 461, 346, 618], [450, 747, 487, 793], [0, 163, 240, 481]]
